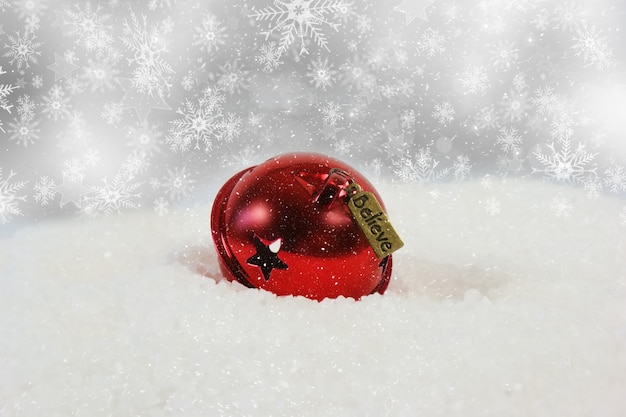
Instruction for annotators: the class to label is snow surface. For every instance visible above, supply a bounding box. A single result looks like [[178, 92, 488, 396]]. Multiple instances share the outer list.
[[1, 179, 625, 416]]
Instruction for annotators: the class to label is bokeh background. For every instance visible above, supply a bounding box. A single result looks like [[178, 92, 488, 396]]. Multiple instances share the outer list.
[[1, 0, 625, 231]]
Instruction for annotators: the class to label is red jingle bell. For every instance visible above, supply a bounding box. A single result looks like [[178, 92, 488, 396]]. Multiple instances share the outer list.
[[210, 152, 401, 301]]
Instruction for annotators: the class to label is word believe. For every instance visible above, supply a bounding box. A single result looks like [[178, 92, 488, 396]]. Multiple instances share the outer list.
[[348, 190, 404, 259]]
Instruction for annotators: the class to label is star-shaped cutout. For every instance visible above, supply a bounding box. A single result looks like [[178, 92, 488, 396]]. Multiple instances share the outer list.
[[246, 236, 288, 281], [56, 178, 90, 208], [394, 0, 435, 25], [47, 53, 80, 82]]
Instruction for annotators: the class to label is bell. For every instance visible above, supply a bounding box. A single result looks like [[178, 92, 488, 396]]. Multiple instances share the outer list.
[[210, 152, 396, 301]]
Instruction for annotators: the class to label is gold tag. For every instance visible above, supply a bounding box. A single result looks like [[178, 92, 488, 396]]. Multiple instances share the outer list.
[[347, 184, 404, 259]]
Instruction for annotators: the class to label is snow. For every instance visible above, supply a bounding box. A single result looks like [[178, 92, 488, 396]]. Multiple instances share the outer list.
[[1, 178, 625, 416]]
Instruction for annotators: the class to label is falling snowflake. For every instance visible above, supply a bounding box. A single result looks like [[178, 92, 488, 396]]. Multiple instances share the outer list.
[[41, 85, 71, 121], [432, 102, 455, 125], [166, 88, 235, 152], [460, 66, 490, 95], [256, 42, 284, 72], [552, 1, 586, 32], [15, 94, 36, 121], [126, 121, 163, 158], [62, 158, 88, 183], [218, 60, 249, 95], [101, 102, 124, 125], [393, 148, 450, 184], [549, 193, 573, 218], [193, 13, 226, 53], [61, 2, 113, 57], [400, 109, 416, 130], [484, 197, 501, 215], [153, 197, 170, 216], [496, 126, 523, 153], [121, 12, 174, 98], [3, 30, 42, 70], [249, 0, 349, 56], [533, 137, 597, 185], [32, 75, 43, 89], [572, 26, 614, 70], [341, 55, 375, 92], [417, 28, 446, 58], [84, 173, 143, 216], [33, 176, 57, 206], [532, 86, 559, 115], [84, 57, 120, 93], [550, 113, 575, 142], [162, 166, 195, 201], [8, 116, 40, 147], [490, 40, 519, 70], [306, 57, 336, 90], [220, 113, 243, 142], [321, 101, 343, 126], [603, 166, 626, 194], [453, 154, 471, 180], [0, 169, 28, 224]]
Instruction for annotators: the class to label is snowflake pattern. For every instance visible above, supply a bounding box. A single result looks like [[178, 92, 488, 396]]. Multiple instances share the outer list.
[[393, 148, 451, 184], [250, 0, 349, 56], [166, 88, 235, 152], [84, 173, 142, 216], [121, 12, 174, 98], [0, 169, 28, 224], [0, 1, 623, 226], [3, 30, 42, 69], [33, 176, 57, 205], [533, 137, 597, 184]]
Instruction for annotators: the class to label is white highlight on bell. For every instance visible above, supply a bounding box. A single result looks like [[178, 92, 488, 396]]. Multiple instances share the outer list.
[[269, 238, 282, 253]]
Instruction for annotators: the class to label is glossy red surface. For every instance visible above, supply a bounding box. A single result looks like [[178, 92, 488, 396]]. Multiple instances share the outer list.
[[211, 152, 392, 300]]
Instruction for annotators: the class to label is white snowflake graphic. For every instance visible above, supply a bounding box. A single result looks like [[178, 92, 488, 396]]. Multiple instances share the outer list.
[[533, 137, 597, 185], [532, 86, 559, 115], [549, 193, 573, 218], [166, 88, 238, 152], [41, 85, 71, 121], [0, 169, 28, 224], [393, 148, 451, 184], [121, 12, 174, 99], [490, 40, 519, 70], [84, 173, 143, 216], [432, 101, 455, 125], [256, 42, 284, 73], [460, 66, 490, 95], [603, 166, 626, 194], [218, 60, 249, 95], [572, 26, 614, 70], [193, 13, 226, 53], [61, 2, 113, 57], [453, 154, 471, 180], [153, 197, 170, 216], [496, 126, 523, 153], [321, 101, 343, 126], [162, 166, 195, 201], [33, 176, 57, 206], [249, 0, 349, 56], [484, 197, 501, 216], [417, 28, 446, 57], [3, 30, 42, 70], [8, 116, 40, 147], [307, 57, 336, 90]]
